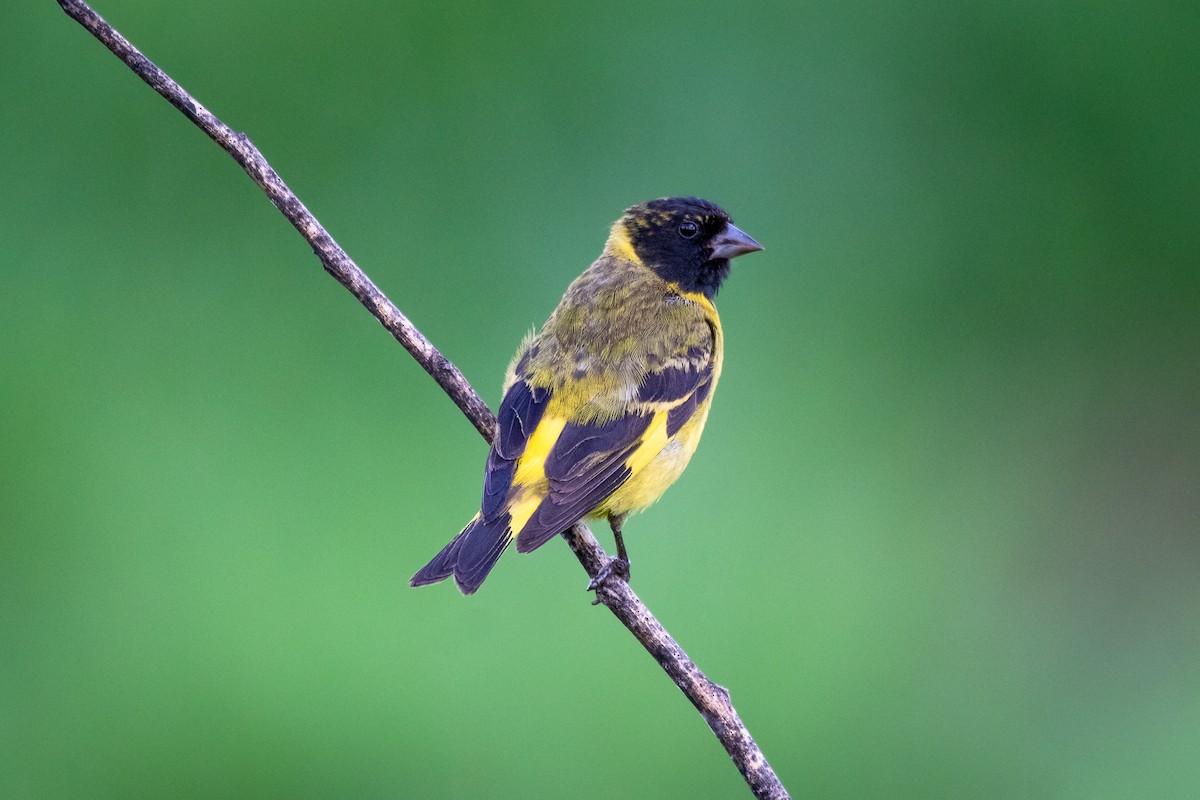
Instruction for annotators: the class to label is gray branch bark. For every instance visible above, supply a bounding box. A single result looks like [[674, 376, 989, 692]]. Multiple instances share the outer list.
[[57, 3, 790, 797]]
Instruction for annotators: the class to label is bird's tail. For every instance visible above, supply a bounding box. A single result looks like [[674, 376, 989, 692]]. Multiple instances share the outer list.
[[410, 513, 513, 595]]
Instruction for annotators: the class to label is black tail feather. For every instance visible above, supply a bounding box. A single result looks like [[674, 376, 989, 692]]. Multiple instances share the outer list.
[[410, 527, 466, 587], [454, 514, 513, 594], [411, 514, 512, 595]]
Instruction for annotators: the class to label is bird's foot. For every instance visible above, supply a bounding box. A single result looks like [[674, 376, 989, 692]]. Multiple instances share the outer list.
[[587, 556, 630, 603]]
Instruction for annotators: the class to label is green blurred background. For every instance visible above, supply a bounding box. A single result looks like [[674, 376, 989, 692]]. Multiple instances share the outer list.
[[3, 1, 1198, 797]]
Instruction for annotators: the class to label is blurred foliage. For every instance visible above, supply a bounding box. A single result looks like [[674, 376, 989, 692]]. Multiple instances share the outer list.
[[2, 1, 1198, 798]]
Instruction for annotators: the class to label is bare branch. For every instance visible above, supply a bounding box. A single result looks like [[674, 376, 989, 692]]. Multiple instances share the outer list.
[[57, 2, 790, 797]]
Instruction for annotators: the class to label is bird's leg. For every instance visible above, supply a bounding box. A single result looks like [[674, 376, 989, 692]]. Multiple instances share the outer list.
[[587, 513, 631, 595], [610, 513, 631, 578]]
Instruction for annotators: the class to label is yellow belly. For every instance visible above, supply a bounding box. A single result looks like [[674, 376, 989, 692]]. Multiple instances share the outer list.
[[597, 400, 712, 518]]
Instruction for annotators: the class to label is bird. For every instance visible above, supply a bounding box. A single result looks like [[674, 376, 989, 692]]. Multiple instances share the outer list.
[[411, 197, 762, 594]]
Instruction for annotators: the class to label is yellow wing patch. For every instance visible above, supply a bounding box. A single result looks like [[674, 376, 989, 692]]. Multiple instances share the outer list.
[[508, 414, 567, 533], [512, 415, 567, 488], [623, 411, 670, 475]]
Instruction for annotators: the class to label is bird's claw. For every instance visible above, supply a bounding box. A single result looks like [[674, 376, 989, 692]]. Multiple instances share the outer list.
[[587, 557, 630, 602]]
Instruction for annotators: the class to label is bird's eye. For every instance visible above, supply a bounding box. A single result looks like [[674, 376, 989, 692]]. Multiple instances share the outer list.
[[678, 220, 699, 239]]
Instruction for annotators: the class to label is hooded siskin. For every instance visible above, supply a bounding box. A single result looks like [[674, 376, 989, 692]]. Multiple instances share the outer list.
[[412, 197, 762, 593]]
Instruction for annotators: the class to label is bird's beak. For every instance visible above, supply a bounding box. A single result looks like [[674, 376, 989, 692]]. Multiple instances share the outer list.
[[709, 223, 764, 260]]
